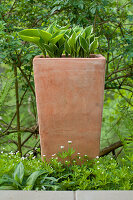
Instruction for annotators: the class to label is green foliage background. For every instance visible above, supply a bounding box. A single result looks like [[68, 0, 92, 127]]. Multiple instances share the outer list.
[[0, 0, 133, 158]]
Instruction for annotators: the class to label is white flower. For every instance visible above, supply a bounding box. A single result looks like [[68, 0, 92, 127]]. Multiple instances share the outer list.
[[97, 161, 99, 163], [21, 157, 25, 160], [43, 154, 46, 157], [3, 148, 5, 150], [68, 141, 72, 144], [78, 157, 81, 159], [1, 151, 3, 153], [0, 128, 1, 131], [102, 172, 104, 174], [96, 156, 99, 159], [84, 154, 87, 157], [52, 154, 56, 156], [60, 146, 64, 149], [77, 153, 80, 155], [97, 167, 100, 170], [32, 156, 36, 159], [0, 116, 2, 120]]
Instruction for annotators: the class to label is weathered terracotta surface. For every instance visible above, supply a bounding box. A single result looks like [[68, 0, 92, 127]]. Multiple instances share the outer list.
[[33, 55, 106, 159]]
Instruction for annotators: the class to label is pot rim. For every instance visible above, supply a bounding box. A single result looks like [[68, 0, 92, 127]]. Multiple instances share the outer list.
[[33, 54, 105, 60]]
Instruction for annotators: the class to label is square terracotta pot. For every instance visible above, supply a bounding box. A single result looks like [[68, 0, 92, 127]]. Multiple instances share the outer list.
[[33, 55, 106, 160]]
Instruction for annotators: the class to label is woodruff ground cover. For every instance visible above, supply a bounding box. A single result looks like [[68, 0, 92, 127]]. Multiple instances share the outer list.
[[0, 150, 132, 190]]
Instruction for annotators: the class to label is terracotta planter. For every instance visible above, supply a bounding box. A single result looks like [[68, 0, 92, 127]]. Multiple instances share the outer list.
[[33, 55, 106, 160]]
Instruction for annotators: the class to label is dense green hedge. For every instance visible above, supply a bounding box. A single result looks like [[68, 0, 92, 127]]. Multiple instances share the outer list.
[[0, 150, 133, 190]]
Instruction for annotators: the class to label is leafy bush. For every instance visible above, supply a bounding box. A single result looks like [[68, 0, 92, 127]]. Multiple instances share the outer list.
[[18, 23, 98, 58], [0, 149, 132, 190]]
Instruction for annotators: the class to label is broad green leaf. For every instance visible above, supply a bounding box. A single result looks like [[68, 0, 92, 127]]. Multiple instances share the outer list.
[[73, 26, 83, 33], [85, 26, 93, 38], [79, 36, 88, 52], [19, 29, 40, 37], [19, 30, 40, 45], [19, 35, 40, 45], [65, 41, 71, 54], [80, 30, 85, 38], [43, 44, 54, 57], [90, 34, 95, 44], [46, 22, 57, 34], [38, 30, 52, 43], [0, 186, 17, 190], [68, 31, 76, 49], [13, 162, 24, 184], [60, 24, 70, 30], [26, 170, 47, 190], [51, 30, 66, 39], [1, 176, 22, 189], [89, 38, 98, 52], [50, 34, 64, 44]]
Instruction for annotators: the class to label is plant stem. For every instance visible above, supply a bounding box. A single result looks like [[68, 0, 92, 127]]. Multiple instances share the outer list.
[[13, 65, 22, 156]]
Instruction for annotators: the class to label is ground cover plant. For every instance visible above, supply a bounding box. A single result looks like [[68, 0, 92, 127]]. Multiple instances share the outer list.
[[0, 147, 133, 190]]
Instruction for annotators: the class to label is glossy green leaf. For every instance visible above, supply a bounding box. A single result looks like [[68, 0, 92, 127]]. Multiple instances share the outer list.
[[85, 26, 93, 38], [19, 35, 40, 45], [26, 170, 47, 190], [13, 162, 24, 184], [38, 30, 52, 43], [19, 29, 40, 37], [60, 24, 70, 30], [89, 38, 98, 52], [50, 34, 64, 44], [65, 41, 71, 54], [79, 36, 88, 52], [68, 31, 76, 49]]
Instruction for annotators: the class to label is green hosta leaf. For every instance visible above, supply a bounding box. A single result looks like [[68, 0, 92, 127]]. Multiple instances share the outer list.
[[73, 26, 83, 33], [26, 170, 47, 190], [19, 29, 40, 37], [50, 34, 64, 44], [43, 44, 54, 57], [19, 35, 40, 45], [13, 162, 24, 184], [79, 36, 88, 52], [65, 41, 71, 54], [60, 24, 70, 30], [90, 34, 95, 44], [46, 22, 57, 34], [38, 30, 52, 43], [19, 30, 40, 45], [80, 30, 85, 38], [89, 38, 98, 52], [85, 26, 93, 38], [68, 31, 76, 49]]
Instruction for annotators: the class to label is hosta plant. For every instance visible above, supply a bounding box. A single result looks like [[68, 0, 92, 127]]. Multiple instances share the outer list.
[[18, 23, 98, 58]]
